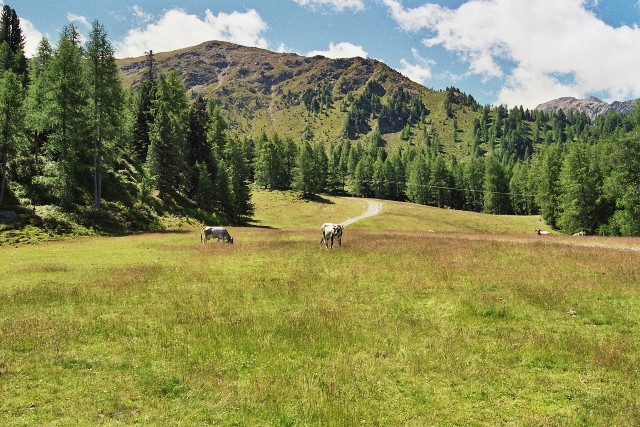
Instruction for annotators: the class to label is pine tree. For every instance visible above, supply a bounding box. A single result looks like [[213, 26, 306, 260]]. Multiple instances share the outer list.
[[463, 155, 484, 212], [0, 71, 23, 207], [352, 155, 373, 197], [372, 152, 389, 199], [406, 154, 429, 205], [43, 26, 89, 207], [531, 142, 562, 227], [185, 95, 214, 198], [604, 133, 640, 235], [214, 158, 233, 215], [193, 161, 215, 210], [224, 138, 253, 220], [132, 51, 156, 162], [509, 159, 533, 215], [292, 140, 318, 197], [482, 151, 510, 214], [24, 38, 53, 178], [146, 97, 177, 199], [557, 142, 599, 233], [85, 20, 123, 208], [429, 155, 450, 207], [0, 5, 28, 84]]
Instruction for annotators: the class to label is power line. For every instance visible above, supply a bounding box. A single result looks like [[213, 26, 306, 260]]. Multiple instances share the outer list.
[[343, 179, 537, 198]]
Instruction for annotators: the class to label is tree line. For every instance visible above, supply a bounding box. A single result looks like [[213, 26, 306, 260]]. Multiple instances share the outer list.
[[253, 92, 640, 236], [1, 6, 639, 236], [0, 7, 253, 228]]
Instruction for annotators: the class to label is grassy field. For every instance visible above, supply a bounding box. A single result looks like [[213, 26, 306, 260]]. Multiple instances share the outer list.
[[1, 192, 640, 425]]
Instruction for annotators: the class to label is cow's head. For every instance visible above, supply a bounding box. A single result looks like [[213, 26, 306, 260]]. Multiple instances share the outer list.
[[228, 236, 234, 244]]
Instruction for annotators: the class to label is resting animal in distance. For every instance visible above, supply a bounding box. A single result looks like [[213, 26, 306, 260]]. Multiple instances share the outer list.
[[201, 226, 234, 244], [535, 228, 552, 235], [320, 223, 343, 249]]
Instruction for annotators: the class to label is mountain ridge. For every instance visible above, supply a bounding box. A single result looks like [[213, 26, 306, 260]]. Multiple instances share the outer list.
[[116, 40, 477, 158], [535, 96, 638, 121]]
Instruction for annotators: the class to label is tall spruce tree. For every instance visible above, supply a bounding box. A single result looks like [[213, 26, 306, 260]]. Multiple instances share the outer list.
[[557, 142, 600, 233], [406, 154, 429, 205], [0, 5, 28, 84], [224, 137, 253, 220], [482, 151, 510, 214], [44, 26, 89, 207], [292, 140, 320, 197], [0, 71, 23, 207], [132, 50, 156, 162], [24, 38, 53, 178], [146, 72, 188, 199], [186, 95, 214, 198], [85, 21, 123, 208]]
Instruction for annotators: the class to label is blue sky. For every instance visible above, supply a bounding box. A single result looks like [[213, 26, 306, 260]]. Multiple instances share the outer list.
[[9, 0, 640, 108]]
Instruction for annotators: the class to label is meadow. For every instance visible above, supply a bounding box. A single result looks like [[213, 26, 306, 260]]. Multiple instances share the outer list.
[[1, 191, 640, 425]]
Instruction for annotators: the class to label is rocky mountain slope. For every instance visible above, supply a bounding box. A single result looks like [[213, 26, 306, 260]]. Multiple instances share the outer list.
[[116, 40, 475, 156], [535, 96, 638, 121]]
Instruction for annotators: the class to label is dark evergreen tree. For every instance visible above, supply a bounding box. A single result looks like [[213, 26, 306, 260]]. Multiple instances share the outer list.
[[557, 142, 600, 234], [292, 140, 322, 197], [132, 51, 156, 162], [224, 138, 253, 220], [42, 26, 89, 207], [185, 95, 214, 198], [406, 154, 430, 205], [482, 151, 510, 214], [0, 5, 28, 84], [85, 21, 123, 208], [0, 71, 23, 206], [531, 142, 562, 227], [145, 72, 188, 198]]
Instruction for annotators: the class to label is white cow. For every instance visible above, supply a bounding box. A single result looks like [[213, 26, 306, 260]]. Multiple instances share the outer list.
[[201, 226, 234, 244], [320, 223, 343, 249], [573, 231, 587, 236], [535, 228, 552, 235]]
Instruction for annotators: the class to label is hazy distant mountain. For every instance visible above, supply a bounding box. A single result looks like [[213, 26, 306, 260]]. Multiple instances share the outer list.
[[535, 96, 638, 121]]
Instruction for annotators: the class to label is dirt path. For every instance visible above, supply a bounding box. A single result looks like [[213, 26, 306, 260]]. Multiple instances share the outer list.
[[341, 201, 382, 227]]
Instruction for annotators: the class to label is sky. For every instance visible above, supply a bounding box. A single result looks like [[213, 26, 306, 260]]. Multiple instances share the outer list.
[[9, 0, 640, 109]]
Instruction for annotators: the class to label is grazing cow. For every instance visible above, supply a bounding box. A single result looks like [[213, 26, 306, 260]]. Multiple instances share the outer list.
[[535, 228, 552, 235], [201, 226, 234, 244], [320, 223, 343, 249], [573, 231, 587, 236]]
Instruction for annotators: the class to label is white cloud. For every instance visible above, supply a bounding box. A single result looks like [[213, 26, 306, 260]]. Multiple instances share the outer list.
[[398, 48, 434, 84], [21, 18, 44, 58], [67, 13, 91, 29], [115, 8, 268, 58], [275, 42, 293, 53], [307, 42, 368, 58], [292, 0, 365, 12], [384, 0, 640, 108], [131, 5, 153, 23]]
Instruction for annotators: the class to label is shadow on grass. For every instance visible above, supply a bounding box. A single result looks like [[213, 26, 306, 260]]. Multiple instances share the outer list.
[[239, 218, 277, 230], [303, 194, 334, 204]]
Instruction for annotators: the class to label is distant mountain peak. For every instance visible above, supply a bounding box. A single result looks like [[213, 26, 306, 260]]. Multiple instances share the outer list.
[[535, 96, 638, 120]]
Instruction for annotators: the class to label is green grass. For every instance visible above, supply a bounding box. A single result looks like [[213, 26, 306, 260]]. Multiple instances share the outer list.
[[1, 192, 640, 425]]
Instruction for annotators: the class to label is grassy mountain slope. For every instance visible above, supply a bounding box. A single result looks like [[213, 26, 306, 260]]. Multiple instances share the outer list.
[[117, 40, 478, 156]]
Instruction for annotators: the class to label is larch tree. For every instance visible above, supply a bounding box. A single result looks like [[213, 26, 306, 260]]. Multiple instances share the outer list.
[[85, 20, 123, 208], [43, 25, 89, 208], [0, 71, 23, 207]]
